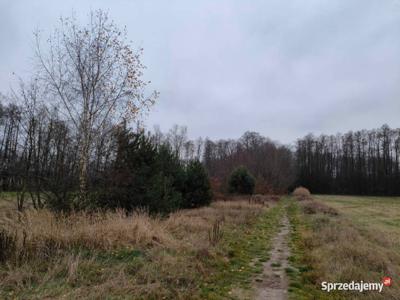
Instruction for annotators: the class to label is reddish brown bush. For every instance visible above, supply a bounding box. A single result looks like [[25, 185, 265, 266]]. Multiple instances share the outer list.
[[292, 186, 311, 200]]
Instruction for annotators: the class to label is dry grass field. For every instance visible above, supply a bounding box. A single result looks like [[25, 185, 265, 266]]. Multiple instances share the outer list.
[[0, 193, 285, 299], [287, 195, 400, 300], [3, 192, 399, 299]]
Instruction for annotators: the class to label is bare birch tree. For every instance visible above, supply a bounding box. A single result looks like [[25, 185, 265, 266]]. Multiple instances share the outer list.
[[34, 10, 157, 201]]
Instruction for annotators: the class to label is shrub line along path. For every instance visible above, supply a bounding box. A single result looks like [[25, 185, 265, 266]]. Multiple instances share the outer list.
[[253, 207, 290, 300]]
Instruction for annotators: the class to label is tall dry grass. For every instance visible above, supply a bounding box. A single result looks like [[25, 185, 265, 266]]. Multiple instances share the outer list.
[[292, 186, 311, 200], [0, 209, 176, 255], [0, 199, 269, 299], [296, 200, 400, 299], [0, 201, 265, 259]]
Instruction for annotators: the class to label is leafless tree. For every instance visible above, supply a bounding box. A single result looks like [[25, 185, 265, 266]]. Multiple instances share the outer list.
[[167, 125, 188, 159], [34, 10, 157, 200]]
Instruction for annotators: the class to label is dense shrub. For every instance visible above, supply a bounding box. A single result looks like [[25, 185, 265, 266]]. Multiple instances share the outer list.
[[182, 160, 213, 208], [292, 186, 311, 200], [90, 130, 212, 214], [145, 145, 186, 213], [93, 130, 186, 214], [228, 166, 255, 195]]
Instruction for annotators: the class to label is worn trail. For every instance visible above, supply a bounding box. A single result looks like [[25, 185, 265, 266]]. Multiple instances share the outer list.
[[253, 211, 290, 300]]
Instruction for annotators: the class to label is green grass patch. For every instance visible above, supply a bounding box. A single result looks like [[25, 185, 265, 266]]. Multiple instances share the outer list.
[[271, 262, 281, 267], [200, 202, 285, 299], [285, 198, 335, 300], [286, 196, 400, 300]]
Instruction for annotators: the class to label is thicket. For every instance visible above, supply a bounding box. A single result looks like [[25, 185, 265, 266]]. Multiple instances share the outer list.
[[0, 99, 213, 214], [228, 166, 255, 195], [183, 160, 213, 208], [203, 131, 295, 194], [92, 127, 212, 214]]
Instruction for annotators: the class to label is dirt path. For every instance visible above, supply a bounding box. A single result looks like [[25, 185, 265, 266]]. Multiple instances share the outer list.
[[253, 212, 290, 300]]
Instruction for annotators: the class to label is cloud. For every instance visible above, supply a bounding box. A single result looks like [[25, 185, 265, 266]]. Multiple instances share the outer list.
[[1, 0, 400, 143]]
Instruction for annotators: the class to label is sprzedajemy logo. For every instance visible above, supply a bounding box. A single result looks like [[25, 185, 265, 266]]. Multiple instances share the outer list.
[[382, 277, 392, 287], [321, 277, 393, 293]]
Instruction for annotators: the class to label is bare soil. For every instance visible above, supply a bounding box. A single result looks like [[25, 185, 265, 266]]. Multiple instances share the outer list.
[[253, 213, 290, 300]]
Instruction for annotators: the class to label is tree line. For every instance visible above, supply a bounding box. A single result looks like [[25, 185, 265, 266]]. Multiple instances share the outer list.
[[0, 10, 213, 213], [2, 9, 399, 208], [5, 85, 400, 208], [0, 99, 213, 212], [203, 131, 295, 194], [296, 125, 400, 195]]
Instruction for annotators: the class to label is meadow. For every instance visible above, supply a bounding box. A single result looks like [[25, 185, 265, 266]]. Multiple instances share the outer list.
[[287, 195, 400, 300], [0, 192, 284, 299], [1, 5, 399, 300], [2, 191, 400, 299]]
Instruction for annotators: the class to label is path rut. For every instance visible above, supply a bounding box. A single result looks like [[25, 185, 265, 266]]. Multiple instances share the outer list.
[[253, 212, 290, 300]]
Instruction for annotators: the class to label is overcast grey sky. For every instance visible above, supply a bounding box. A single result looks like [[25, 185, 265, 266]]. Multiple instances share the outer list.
[[1, 0, 400, 143]]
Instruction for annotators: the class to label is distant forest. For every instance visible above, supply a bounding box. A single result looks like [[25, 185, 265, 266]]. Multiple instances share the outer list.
[[296, 125, 400, 195], [202, 132, 294, 194], [0, 98, 292, 194], [2, 97, 399, 197], [2, 9, 399, 213]]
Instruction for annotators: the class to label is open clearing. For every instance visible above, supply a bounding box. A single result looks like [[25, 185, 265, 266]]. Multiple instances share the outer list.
[[288, 195, 400, 300], [315, 195, 400, 237], [2, 193, 400, 299], [0, 193, 284, 299]]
